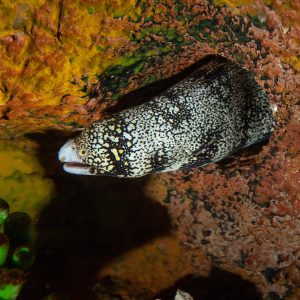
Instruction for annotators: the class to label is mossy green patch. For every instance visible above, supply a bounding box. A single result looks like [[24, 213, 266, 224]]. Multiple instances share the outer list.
[[188, 19, 218, 42], [96, 45, 105, 52], [0, 284, 21, 300], [132, 26, 185, 46], [174, 0, 184, 13], [64, 121, 82, 127], [87, 7, 96, 15], [248, 14, 266, 29], [141, 75, 160, 86], [0, 236, 9, 267], [234, 53, 245, 63], [219, 16, 256, 45], [96, 42, 174, 95]]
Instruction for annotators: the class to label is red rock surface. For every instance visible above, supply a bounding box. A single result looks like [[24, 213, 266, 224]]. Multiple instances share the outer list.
[[0, 0, 299, 299]]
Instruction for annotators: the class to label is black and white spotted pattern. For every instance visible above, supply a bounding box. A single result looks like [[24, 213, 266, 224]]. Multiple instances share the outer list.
[[73, 57, 274, 177]]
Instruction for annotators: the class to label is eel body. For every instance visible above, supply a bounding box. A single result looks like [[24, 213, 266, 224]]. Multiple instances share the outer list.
[[58, 57, 274, 177]]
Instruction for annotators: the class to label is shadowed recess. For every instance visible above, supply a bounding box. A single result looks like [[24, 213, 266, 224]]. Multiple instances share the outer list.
[[154, 267, 262, 300], [20, 131, 172, 300]]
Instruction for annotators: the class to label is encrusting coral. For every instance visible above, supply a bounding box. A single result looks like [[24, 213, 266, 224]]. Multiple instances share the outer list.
[[0, 198, 35, 300], [1, 0, 298, 137], [0, 0, 299, 299]]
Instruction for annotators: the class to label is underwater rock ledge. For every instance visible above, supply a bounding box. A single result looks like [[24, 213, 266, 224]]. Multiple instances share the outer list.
[[0, 0, 299, 299], [0, 0, 299, 137]]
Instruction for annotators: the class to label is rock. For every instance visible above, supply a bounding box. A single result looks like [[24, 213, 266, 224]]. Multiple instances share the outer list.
[[0, 0, 299, 299], [174, 289, 194, 300]]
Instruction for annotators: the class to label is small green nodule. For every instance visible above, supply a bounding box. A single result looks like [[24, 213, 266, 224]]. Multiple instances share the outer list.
[[0, 269, 25, 300], [0, 233, 9, 266], [11, 246, 35, 270]]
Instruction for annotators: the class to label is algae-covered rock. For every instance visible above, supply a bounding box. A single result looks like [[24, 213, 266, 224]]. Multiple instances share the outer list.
[[0, 139, 54, 218], [1, 0, 297, 137], [0, 0, 299, 299]]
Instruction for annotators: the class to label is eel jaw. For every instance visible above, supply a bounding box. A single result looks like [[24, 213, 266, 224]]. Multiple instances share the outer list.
[[63, 162, 95, 175], [58, 140, 95, 175]]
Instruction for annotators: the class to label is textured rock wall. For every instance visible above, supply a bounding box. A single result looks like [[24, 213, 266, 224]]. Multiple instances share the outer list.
[[1, 0, 297, 138], [0, 0, 299, 299], [0, 139, 54, 217], [143, 0, 300, 298]]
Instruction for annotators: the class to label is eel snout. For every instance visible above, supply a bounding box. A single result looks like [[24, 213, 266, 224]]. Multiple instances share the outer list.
[[58, 140, 93, 175]]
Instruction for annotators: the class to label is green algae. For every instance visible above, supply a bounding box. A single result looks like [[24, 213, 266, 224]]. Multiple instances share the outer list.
[[174, 0, 184, 13], [87, 7, 96, 15], [0, 234, 9, 266], [0, 199, 34, 299], [0, 269, 24, 300], [0, 284, 21, 300], [96, 45, 106, 52], [248, 14, 267, 28], [97, 43, 173, 95], [234, 53, 245, 63], [95, 16, 188, 97], [188, 19, 218, 42], [141, 75, 160, 86], [133, 26, 185, 46], [11, 245, 35, 270]]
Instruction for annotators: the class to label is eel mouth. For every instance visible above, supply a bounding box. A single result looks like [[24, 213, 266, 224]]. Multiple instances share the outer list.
[[63, 162, 95, 175]]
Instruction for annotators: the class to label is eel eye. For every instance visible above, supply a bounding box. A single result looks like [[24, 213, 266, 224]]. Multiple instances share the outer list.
[[79, 149, 88, 157]]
